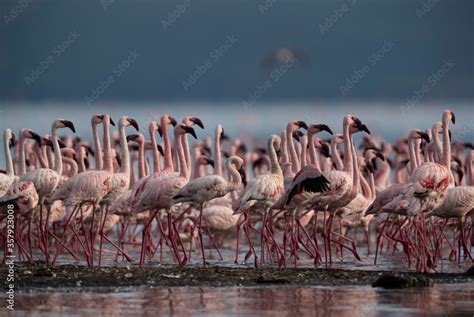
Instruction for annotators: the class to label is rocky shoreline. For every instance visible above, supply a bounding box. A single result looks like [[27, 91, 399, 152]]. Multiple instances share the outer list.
[[1, 263, 472, 291]]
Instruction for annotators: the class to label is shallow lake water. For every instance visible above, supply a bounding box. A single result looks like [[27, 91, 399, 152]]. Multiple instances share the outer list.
[[8, 283, 474, 317]]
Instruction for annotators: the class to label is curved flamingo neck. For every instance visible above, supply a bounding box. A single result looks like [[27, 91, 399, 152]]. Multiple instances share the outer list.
[[300, 135, 308, 168], [432, 129, 442, 163], [118, 121, 130, 176], [78, 148, 86, 173], [368, 167, 376, 199], [442, 117, 451, 169], [226, 157, 242, 185], [286, 127, 300, 173], [92, 122, 103, 170], [102, 116, 113, 173], [18, 130, 28, 176], [414, 139, 422, 167], [34, 143, 49, 168], [350, 138, 358, 189], [62, 156, 78, 176], [214, 126, 222, 176], [268, 137, 282, 175], [342, 120, 353, 176], [51, 124, 63, 176], [137, 139, 146, 179], [161, 117, 174, 172], [175, 130, 190, 180], [3, 132, 14, 176], [149, 123, 161, 173], [331, 142, 343, 171], [280, 131, 289, 165], [182, 134, 191, 174], [193, 158, 205, 179], [407, 135, 417, 174], [359, 166, 371, 200], [307, 132, 317, 167]]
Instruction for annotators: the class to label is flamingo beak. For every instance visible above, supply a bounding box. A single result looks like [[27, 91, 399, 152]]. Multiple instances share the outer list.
[[296, 121, 308, 130], [183, 126, 197, 139], [361, 124, 371, 135], [10, 133, 16, 147], [450, 111, 456, 124], [206, 159, 215, 167], [157, 124, 163, 137], [157, 144, 164, 156], [29, 131, 42, 144], [62, 120, 76, 133], [170, 117, 178, 127], [109, 117, 116, 127], [86, 145, 95, 156], [366, 161, 375, 174], [190, 117, 204, 129], [315, 124, 333, 135], [127, 118, 139, 131], [376, 152, 385, 161], [292, 131, 301, 142], [418, 131, 430, 143]]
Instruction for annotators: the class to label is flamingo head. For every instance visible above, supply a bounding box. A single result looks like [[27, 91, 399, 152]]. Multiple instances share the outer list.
[[163, 114, 177, 127], [268, 135, 281, 152], [309, 123, 333, 135], [183, 117, 204, 129], [120, 116, 139, 131], [21, 129, 41, 144], [292, 130, 303, 142], [287, 120, 308, 132], [175, 124, 197, 139], [91, 114, 115, 126], [53, 119, 76, 133], [349, 115, 370, 135], [149, 121, 162, 138], [126, 133, 145, 144], [442, 110, 455, 125], [409, 129, 430, 143], [4, 129, 15, 147], [314, 138, 330, 158]]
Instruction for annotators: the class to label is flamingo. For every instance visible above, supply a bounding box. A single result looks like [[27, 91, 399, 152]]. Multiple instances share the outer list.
[[294, 115, 371, 266], [172, 156, 244, 266], [233, 135, 285, 267], [0, 129, 16, 197], [132, 123, 197, 267]]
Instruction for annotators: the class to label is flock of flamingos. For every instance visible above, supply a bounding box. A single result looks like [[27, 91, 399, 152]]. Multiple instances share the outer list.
[[0, 110, 473, 272]]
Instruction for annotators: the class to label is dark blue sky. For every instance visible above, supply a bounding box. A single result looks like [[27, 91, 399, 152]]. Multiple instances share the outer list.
[[1, 0, 473, 102]]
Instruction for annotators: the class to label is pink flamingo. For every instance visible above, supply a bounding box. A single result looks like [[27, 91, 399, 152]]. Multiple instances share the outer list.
[[233, 135, 285, 267], [0, 129, 16, 197], [132, 123, 197, 267], [172, 156, 244, 266]]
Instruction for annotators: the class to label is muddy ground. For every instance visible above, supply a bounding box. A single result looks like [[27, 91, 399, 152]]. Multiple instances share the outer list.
[[1, 263, 472, 291]]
